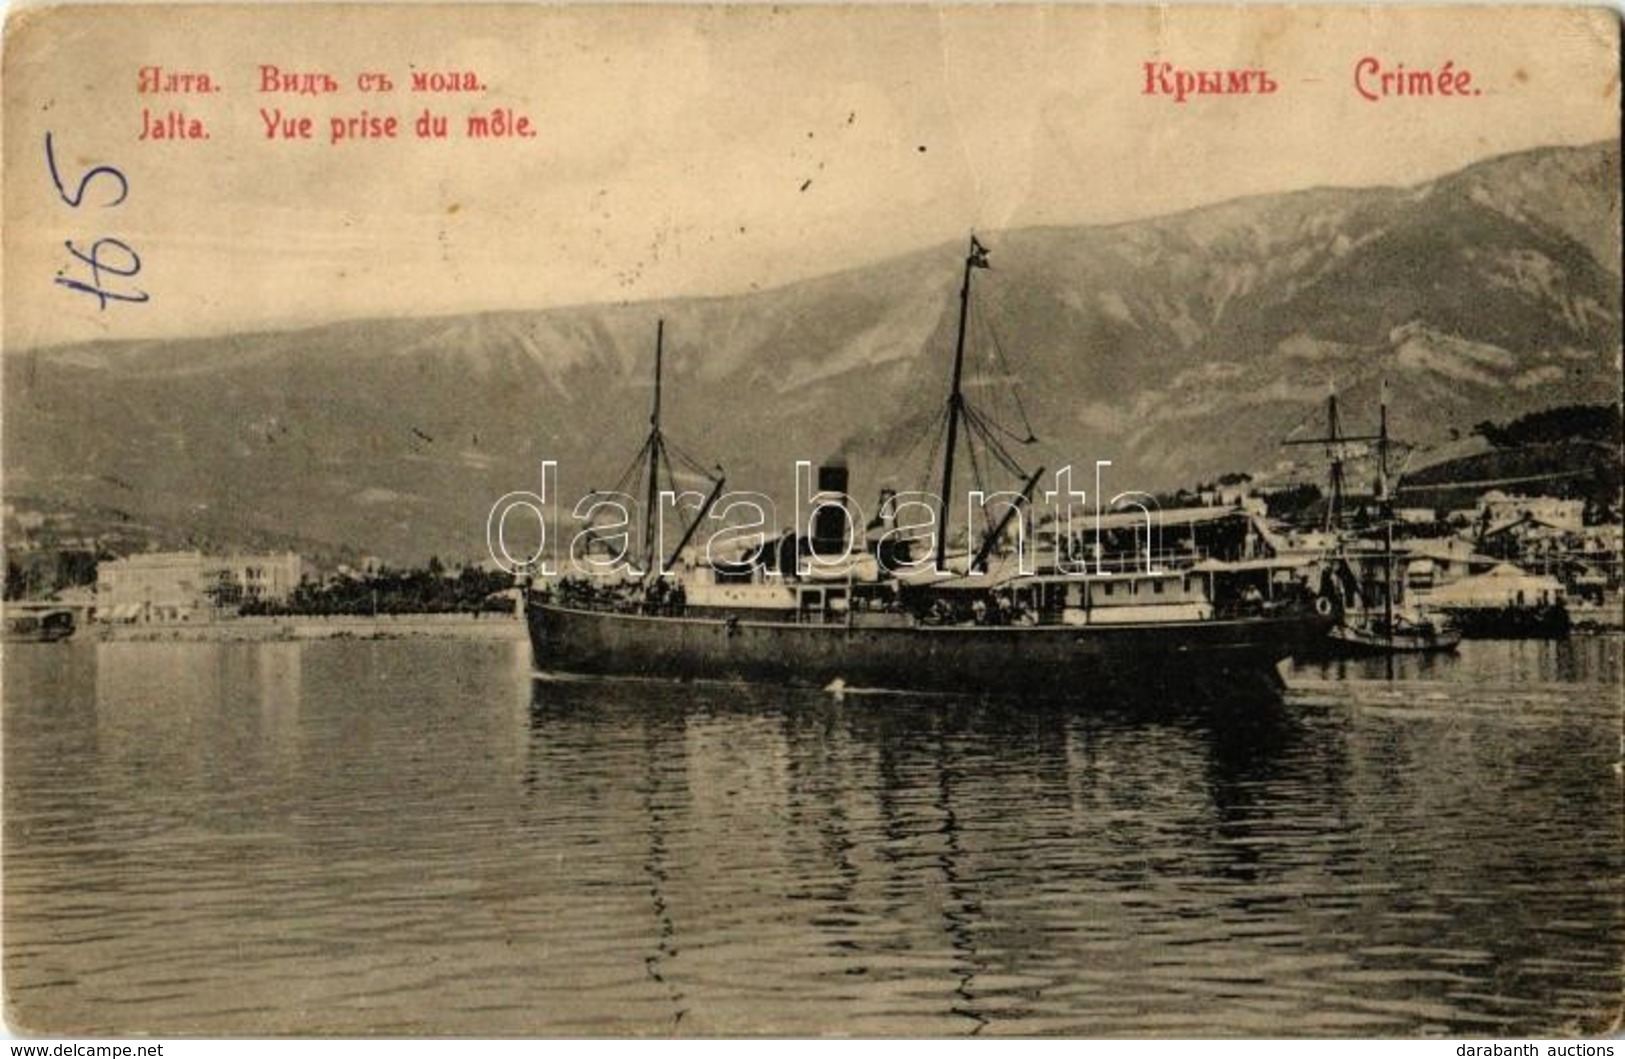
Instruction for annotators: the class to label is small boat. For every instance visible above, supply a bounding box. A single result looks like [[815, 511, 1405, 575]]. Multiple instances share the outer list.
[[1326, 608, 1461, 655], [1327, 530, 1463, 656], [3, 607, 77, 643]]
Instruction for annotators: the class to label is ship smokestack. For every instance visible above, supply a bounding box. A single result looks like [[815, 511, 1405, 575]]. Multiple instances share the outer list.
[[811, 458, 852, 559]]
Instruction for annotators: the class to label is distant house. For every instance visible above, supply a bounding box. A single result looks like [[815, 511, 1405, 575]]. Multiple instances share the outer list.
[[1399, 537, 1495, 592], [1477, 491, 1585, 533], [1479, 514, 1575, 570], [1196, 479, 1266, 516], [98, 551, 303, 622], [3, 504, 47, 532], [1215, 480, 1252, 507]]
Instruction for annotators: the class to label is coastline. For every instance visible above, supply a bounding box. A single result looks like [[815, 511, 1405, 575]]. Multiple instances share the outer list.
[[85, 613, 525, 643]]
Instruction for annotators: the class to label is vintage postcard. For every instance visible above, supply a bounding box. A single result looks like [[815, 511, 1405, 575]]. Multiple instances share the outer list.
[[3, 1, 1621, 1041]]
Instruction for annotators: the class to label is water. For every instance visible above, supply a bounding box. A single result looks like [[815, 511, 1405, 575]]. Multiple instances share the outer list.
[[4, 637, 1620, 1037]]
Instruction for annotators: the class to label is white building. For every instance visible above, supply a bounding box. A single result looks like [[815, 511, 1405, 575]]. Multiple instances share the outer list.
[[98, 551, 303, 622]]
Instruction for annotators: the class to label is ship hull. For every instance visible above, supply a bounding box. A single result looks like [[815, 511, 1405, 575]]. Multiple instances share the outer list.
[[527, 602, 1330, 702], [3, 613, 76, 643]]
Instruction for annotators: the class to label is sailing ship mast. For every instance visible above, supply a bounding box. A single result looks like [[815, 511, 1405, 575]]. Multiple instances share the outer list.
[[933, 238, 981, 570], [1378, 379, 1395, 629], [931, 235, 1043, 574], [1285, 385, 1382, 532], [644, 320, 665, 568], [617, 319, 725, 579], [1288, 380, 1406, 633]]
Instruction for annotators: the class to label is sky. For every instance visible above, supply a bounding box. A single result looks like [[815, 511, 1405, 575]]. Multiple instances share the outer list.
[[2, 3, 1619, 349]]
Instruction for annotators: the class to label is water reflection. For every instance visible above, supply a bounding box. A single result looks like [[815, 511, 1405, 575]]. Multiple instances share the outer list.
[[1290, 634, 1623, 686], [519, 664, 1619, 1037], [3, 639, 1618, 1036]]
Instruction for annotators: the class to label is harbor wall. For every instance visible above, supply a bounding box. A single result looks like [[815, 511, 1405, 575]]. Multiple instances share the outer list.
[[91, 613, 525, 642]]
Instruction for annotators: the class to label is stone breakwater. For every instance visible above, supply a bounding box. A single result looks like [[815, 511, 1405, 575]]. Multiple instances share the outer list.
[[92, 613, 525, 642]]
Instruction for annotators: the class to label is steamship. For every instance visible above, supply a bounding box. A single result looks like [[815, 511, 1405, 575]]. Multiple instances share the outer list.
[[524, 237, 1335, 700]]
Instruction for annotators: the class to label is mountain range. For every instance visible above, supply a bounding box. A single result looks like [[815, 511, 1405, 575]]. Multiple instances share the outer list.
[[4, 140, 1620, 564]]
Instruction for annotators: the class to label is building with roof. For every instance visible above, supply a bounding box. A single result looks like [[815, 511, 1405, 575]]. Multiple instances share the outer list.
[[1477, 491, 1585, 533], [97, 551, 303, 622]]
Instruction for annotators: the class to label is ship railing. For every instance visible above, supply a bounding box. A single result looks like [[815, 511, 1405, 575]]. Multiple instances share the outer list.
[[1208, 595, 1311, 621], [1079, 549, 1208, 575]]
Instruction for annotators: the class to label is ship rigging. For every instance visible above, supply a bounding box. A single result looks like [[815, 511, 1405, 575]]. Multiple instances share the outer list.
[[525, 233, 1336, 700]]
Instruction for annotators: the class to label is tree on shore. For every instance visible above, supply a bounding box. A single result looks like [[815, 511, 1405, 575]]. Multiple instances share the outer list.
[[240, 563, 513, 616]]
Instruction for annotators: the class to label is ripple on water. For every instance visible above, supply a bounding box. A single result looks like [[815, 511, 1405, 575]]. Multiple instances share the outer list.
[[3, 638, 1621, 1036]]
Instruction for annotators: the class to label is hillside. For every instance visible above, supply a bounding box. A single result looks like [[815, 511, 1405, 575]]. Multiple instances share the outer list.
[[4, 140, 1620, 563], [1396, 440, 1620, 510]]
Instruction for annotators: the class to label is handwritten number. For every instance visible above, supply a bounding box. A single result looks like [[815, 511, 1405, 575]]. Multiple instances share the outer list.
[[46, 132, 144, 310], [55, 238, 147, 310], [44, 131, 129, 209], [54, 275, 150, 310], [64, 238, 141, 277]]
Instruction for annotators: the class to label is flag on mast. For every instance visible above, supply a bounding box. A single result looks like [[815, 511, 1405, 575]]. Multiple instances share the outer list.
[[969, 235, 990, 269]]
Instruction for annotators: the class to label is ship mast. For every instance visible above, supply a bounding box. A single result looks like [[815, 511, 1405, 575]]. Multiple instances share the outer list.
[[930, 235, 1043, 574], [643, 320, 665, 570], [1378, 379, 1395, 630], [1376, 378, 1390, 508], [616, 319, 725, 579], [1284, 385, 1381, 533], [933, 237, 981, 570], [1326, 393, 1345, 532]]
